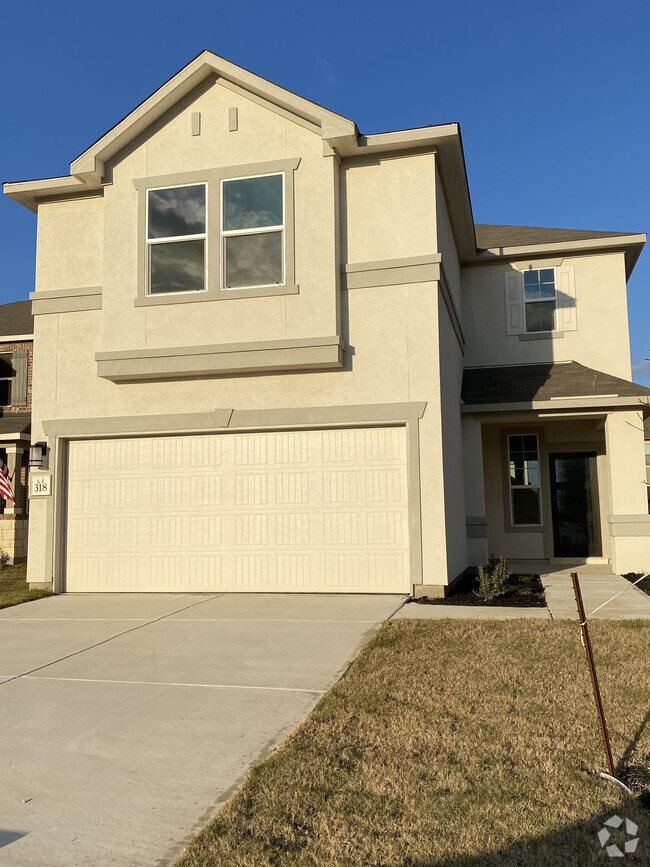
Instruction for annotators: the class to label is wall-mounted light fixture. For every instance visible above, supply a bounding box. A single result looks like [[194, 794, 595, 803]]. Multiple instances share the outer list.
[[29, 442, 48, 470]]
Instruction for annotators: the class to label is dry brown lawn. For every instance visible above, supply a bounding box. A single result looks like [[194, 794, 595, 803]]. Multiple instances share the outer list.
[[0, 562, 51, 609], [177, 619, 650, 866]]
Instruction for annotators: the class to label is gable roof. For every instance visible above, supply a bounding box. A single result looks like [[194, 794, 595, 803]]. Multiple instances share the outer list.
[[0, 300, 33, 338], [462, 362, 650, 405], [2, 51, 477, 261]]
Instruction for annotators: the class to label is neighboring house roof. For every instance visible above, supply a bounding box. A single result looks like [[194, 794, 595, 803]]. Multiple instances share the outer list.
[[475, 224, 635, 250], [0, 300, 33, 338], [0, 414, 30, 438], [462, 362, 650, 405]]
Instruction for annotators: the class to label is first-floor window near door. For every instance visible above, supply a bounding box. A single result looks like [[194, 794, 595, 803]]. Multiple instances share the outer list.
[[508, 434, 541, 525]]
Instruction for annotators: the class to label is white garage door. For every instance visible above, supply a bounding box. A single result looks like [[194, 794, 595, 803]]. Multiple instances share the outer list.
[[65, 427, 411, 593]]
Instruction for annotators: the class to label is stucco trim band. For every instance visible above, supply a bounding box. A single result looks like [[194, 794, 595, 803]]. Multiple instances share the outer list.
[[608, 514, 650, 537], [30, 286, 103, 315], [95, 335, 345, 381], [341, 254, 441, 290]]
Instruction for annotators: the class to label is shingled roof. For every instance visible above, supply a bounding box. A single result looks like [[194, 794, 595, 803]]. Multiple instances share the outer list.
[[0, 300, 33, 338], [0, 414, 30, 438], [462, 362, 650, 405], [474, 224, 634, 251]]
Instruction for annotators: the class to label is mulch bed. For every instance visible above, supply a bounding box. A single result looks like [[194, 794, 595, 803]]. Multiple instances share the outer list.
[[623, 572, 650, 597], [413, 570, 546, 607]]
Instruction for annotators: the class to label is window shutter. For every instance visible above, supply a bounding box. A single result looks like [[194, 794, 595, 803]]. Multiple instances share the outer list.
[[504, 271, 524, 335], [556, 265, 577, 331], [11, 351, 28, 407]]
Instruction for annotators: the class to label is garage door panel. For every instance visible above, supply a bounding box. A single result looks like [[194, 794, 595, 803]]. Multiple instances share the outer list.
[[65, 427, 410, 593]]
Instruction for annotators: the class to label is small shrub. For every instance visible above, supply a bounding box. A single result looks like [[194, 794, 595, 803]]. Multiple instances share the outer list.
[[0, 551, 10, 567], [474, 554, 510, 603]]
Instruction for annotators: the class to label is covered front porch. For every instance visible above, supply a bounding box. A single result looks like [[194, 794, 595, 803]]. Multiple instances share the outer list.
[[0, 414, 31, 564], [461, 362, 650, 576]]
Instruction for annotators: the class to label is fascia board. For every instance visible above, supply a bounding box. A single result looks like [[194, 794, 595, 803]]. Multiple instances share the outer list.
[[3, 175, 91, 212], [461, 396, 650, 414], [472, 234, 646, 278]]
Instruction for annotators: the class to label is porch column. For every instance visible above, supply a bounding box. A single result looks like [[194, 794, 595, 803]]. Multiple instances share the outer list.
[[3, 445, 24, 515], [462, 415, 488, 564], [605, 411, 650, 573]]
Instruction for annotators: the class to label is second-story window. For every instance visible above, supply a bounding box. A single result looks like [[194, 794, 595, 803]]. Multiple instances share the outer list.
[[221, 174, 284, 289], [146, 184, 206, 294], [523, 268, 556, 333], [0, 354, 13, 406]]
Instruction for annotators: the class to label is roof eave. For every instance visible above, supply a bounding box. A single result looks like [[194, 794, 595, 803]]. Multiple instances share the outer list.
[[471, 234, 646, 278]]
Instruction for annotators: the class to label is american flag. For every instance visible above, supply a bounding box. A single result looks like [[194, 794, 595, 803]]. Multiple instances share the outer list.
[[0, 457, 15, 504]]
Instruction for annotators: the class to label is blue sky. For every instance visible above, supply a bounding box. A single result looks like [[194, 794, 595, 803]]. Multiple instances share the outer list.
[[1, 0, 648, 382]]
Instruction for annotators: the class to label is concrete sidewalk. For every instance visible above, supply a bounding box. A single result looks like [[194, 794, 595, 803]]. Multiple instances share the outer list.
[[0, 593, 404, 867], [541, 569, 650, 619]]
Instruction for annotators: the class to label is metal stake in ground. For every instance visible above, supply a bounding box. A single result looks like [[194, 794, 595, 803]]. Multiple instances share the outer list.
[[571, 572, 615, 778]]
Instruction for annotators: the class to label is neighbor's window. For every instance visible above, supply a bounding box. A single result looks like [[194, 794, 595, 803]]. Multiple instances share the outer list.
[[221, 174, 284, 289], [146, 184, 206, 294], [645, 442, 650, 467], [523, 268, 556, 333], [508, 434, 542, 525], [0, 354, 12, 406]]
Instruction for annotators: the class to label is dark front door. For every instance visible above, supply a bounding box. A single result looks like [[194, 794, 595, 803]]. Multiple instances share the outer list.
[[549, 453, 599, 557]]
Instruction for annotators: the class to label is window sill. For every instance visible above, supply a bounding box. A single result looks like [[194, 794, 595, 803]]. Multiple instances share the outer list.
[[134, 284, 299, 307], [518, 331, 564, 341]]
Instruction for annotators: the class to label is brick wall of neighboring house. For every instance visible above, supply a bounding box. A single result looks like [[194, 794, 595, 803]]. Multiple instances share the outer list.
[[1, 340, 33, 413], [1, 340, 32, 563]]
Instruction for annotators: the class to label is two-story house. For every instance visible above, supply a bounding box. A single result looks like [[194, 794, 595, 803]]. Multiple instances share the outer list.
[[4, 51, 650, 594], [0, 300, 33, 563]]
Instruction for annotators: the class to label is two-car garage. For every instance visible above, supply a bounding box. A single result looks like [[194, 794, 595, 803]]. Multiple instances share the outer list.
[[64, 426, 411, 593]]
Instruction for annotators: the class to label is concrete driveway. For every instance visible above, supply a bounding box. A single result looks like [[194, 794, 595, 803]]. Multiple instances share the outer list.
[[0, 593, 405, 867]]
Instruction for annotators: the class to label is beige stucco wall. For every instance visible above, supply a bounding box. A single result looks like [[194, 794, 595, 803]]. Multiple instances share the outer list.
[[341, 153, 437, 265], [462, 252, 632, 378], [27, 279, 447, 587], [605, 410, 650, 573], [28, 80, 454, 591], [438, 303, 467, 580], [35, 197, 104, 292]]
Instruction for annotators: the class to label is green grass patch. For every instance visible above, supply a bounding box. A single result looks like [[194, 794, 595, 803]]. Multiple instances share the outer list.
[[177, 619, 650, 866], [0, 562, 51, 609]]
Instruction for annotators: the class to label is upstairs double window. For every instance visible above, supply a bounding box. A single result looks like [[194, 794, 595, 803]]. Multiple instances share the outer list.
[[142, 163, 295, 302]]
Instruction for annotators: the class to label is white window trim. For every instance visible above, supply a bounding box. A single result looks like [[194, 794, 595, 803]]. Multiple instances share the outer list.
[[523, 267, 557, 335], [508, 433, 543, 527], [145, 182, 208, 297], [220, 172, 286, 291]]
